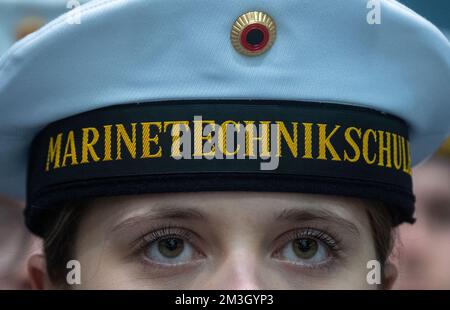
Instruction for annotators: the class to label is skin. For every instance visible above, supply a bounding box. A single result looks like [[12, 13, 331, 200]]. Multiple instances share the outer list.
[[0, 195, 38, 289], [394, 158, 450, 289], [28, 192, 396, 289]]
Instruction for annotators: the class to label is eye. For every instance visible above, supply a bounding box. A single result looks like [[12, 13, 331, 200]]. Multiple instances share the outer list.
[[145, 237, 195, 265], [136, 227, 204, 266], [281, 237, 328, 265], [274, 228, 340, 267]]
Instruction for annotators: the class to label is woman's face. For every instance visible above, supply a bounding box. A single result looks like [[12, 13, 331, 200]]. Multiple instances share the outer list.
[[64, 192, 380, 289]]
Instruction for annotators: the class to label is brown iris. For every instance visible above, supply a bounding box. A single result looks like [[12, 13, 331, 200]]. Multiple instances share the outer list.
[[158, 238, 184, 258], [292, 238, 318, 259]]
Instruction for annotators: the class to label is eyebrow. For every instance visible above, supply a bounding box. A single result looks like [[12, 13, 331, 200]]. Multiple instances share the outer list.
[[274, 208, 360, 235], [111, 206, 206, 232], [111, 205, 360, 235]]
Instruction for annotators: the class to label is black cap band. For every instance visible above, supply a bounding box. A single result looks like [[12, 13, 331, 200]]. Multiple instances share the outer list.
[[26, 100, 414, 236]]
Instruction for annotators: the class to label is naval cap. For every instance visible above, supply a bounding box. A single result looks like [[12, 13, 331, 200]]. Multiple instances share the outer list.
[[0, 0, 449, 235]]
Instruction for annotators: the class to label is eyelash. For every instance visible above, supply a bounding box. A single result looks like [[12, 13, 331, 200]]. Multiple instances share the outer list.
[[272, 227, 344, 269], [131, 226, 344, 270], [131, 225, 196, 255], [282, 227, 342, 253]]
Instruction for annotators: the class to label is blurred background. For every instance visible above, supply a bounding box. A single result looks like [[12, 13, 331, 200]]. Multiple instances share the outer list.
[[0, 0, 449, 289], [392, 139, 450, 289], [386, 0, 450, 290], [0, 0, 88, 289], [401, 0, 450, 39]]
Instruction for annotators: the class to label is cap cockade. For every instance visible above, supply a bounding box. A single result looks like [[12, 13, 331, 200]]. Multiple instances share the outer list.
[[231, 11, 276, 56]]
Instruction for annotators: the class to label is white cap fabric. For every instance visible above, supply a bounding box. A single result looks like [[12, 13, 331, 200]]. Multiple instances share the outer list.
[[0, 0, 449, 199]]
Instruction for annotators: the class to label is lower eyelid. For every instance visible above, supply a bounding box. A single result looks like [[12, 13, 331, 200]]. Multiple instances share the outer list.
[[272, 250, 343, 274], [275, 256, 332, 267], [138, 251, 206, 272], [277, 259, 337, 274]]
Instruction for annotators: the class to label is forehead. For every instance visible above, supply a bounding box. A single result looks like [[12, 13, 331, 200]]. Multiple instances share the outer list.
[[81, 192, 372, 230]]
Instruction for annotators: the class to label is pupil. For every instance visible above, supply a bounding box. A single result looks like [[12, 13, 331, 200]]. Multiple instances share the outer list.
[[164, 238, 180, 251], [296, 239, 313, 252], [158, 238, 184, 258], [292, 238, 318, 259], [246, 28, 264, 45]]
